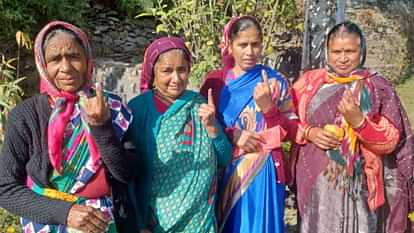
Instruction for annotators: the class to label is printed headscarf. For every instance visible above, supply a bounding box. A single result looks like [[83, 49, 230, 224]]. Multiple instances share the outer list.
[[34, 21, 131, 172], [140, 36, 192, 92]]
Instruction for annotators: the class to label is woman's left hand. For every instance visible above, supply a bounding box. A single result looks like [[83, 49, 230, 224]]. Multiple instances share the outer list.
[[254, 70, 275, 114], [199, 89, 218, 137], [337, 89, 364, 128], [83, 83, 111, 126]]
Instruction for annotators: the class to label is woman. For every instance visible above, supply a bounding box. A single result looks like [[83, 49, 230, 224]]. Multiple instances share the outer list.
[[127, 36, 232, 233], [200, 16, 298, 233], [292, 21, 414, 232], [0, 21, 135, 233]]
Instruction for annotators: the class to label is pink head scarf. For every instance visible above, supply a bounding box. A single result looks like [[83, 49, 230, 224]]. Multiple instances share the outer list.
[[220, 15, 259, 74], [33, 21, 97, 171], [140, 36, 192, 92]]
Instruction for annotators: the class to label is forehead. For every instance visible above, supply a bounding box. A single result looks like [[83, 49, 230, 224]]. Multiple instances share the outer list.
[[156, 49, 189, 65], [44, 31, 83, 53], [232, 27, 261, 42], [328, 33, 361, 48]]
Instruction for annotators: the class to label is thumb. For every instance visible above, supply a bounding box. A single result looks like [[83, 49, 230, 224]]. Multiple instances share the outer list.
[[208, 88, 214, 107]]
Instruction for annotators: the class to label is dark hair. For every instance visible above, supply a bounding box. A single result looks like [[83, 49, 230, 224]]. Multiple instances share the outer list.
[[42, 28, 85, 54], [229, 17, 263, 42], [327, 21, 366, 66]]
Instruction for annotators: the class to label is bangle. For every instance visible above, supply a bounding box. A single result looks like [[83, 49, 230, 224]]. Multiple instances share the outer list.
[[304, 126, 314, 140]]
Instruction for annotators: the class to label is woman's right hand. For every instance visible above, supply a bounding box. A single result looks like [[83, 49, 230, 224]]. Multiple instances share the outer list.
[[233, 128, 264, 153], [307, 127, 341, 150], [66, 204, 109, 233]]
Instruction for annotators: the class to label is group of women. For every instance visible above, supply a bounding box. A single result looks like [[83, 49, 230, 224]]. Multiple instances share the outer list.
[[0, 14, 413, 233]]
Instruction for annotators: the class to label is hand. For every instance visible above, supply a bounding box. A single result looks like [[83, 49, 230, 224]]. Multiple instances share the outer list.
[[337, 89, 364, 128], [307, 127, 341, 150], [82, 83, 111, 126], [140, 230, 152, 233], [254, 69, 275, 114], [199, 88, 218, 137], [66, 204, 109, 233], [233, 128, 264, 153]]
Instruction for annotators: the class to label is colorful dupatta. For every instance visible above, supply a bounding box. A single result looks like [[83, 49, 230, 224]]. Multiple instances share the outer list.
[[23, 21, 132, 233]]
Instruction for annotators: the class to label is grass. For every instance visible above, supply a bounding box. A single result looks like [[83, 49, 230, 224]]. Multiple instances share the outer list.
[[396, 74, 414, 124]]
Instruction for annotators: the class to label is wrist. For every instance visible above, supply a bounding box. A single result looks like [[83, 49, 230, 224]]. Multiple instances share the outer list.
[[351, 115, 365, 129], [261, 103, 276, 114], [205, 122, 219, 138], [304, 126, 315, 141]]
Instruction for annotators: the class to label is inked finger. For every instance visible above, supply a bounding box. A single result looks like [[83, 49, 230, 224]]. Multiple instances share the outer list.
[[207, 88, 214, 107]]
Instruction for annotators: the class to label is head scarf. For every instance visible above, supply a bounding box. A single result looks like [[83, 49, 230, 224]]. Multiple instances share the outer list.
[[34, 21, 131, 172], [220, 15, 259, 74], [34, 21, 94, 96], [140, 36, 192, 92]]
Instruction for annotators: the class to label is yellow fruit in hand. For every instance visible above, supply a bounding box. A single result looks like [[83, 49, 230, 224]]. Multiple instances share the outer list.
[[324, 124, 345, 141]]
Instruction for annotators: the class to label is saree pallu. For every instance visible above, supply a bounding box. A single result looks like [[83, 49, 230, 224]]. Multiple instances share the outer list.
[[21, 92, 131, 233], [148, 91, 218, 233], [218, 65, 289, 233]]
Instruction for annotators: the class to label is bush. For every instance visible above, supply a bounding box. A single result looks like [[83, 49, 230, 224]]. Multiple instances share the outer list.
[[0, 0, 90, 40], [138, 0, 299, 87], [117, 0, 158, 18], [0, 31, 30, 143]]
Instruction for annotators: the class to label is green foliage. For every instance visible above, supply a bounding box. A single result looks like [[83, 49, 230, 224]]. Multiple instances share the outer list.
[[138, 0, 299, 87], [0, 31, 30, 144], [0, 0, 90, 40], [0, 208, 20, 233], [117, 0, 157, 18]]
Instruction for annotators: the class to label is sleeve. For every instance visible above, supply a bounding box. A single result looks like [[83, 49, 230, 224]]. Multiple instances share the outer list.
[[263, 78, 299, 141], [0, 110, 73, 225], [354, 115, 400, 155], [90, 120, 138, 183], [211, 125, 232, 167]]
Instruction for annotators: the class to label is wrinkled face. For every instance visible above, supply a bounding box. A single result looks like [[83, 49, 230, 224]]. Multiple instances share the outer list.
[[229, 27, 262, 75], [153, 49, 189, 101], [327, 33, 361, 77], [44, 32, 87, 92]]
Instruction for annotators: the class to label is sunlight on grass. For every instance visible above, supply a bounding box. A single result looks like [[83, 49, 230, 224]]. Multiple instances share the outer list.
[[396, 75, 414, 126]]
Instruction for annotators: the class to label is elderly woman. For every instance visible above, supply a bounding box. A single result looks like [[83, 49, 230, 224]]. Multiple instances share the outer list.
[[126, 37, 232, 233], [293, 21, 414, 232], [0, 21, 135, 233]]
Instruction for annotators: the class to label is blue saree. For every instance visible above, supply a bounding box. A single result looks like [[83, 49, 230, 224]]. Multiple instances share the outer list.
[[218, 64, 289, 233]]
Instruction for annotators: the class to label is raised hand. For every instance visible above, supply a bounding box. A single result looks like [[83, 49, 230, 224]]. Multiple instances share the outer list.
[[82, 83, 111, 126], [199, 88, 218, 137], [233, 128, 264, 153], [337, 88, 364, 128], [66, 204, 109, 233], [254, 69, 275, 114], [307, 127, 342, 150]]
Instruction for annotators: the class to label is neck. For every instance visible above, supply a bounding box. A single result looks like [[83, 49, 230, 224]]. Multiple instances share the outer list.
[[232, 66, 246, 78], [153, 89, 175, 105]]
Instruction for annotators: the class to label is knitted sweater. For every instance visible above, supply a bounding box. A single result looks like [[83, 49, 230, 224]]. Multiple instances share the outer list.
[[0, 94, 136, 226]]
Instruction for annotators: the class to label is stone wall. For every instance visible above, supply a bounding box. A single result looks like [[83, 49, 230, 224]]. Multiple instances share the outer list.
[[347, 0, 413, 82], [86, 3, 155, 101]]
